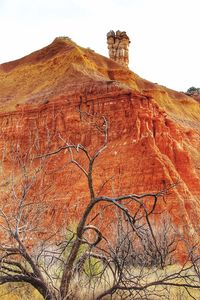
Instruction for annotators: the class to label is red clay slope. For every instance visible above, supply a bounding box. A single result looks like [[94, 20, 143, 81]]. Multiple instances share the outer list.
[[0, 37, 200, 243]]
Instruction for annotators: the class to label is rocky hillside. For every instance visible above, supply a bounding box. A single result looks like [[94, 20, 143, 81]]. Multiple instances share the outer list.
[[0, 37, 200, 244]]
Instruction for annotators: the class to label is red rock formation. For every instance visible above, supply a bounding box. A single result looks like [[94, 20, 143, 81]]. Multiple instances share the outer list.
[[0, 37, 200, 249]]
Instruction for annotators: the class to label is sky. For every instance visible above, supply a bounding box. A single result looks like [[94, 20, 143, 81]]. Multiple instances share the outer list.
[[0, 0, 199, 91]]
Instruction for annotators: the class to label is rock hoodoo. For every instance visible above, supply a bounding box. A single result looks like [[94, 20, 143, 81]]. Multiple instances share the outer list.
[[107, 30, 130, 67]]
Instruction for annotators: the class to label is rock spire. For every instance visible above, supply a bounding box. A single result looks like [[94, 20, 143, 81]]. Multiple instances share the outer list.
[[107, 30, 130, 68]]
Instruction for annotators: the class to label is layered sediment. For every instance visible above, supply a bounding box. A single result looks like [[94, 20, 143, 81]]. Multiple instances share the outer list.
[[0, 37, 200, 245]]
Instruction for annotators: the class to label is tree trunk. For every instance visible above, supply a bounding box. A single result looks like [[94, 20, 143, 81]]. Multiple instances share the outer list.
[[59, 200, 96, 300], [60, 238, 82, 300]]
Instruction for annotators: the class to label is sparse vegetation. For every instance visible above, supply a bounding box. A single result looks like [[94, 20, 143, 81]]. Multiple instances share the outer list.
[[0, 110, 199, 299], [0, 283, 43, 300], [186, 86, 200, 95], [86, 47, 95, 52]]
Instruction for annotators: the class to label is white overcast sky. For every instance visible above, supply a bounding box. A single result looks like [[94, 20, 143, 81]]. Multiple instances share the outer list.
[[0, 0, 199, 91]]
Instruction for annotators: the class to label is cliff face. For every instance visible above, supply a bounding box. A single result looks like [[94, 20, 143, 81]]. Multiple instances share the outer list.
[[0, 37, 200, 243]]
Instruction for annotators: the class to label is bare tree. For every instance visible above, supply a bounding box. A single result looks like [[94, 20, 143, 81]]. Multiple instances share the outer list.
[[0, 111, 199, 300]]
